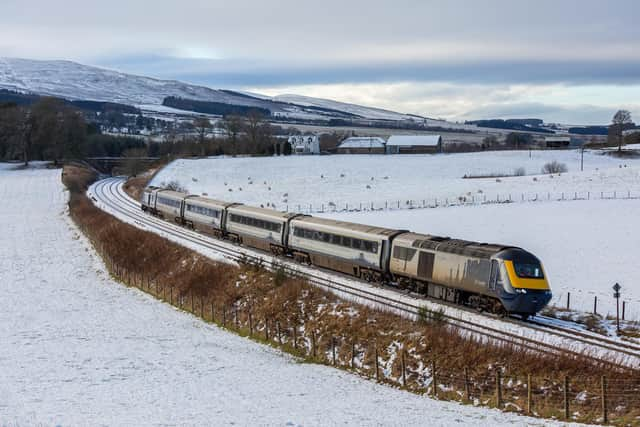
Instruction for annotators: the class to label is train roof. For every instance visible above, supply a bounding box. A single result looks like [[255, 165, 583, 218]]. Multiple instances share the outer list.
[[157, 189, 188, 200], [394, 232, 513, 258], [184, 196, 236, 208], [227, 204, 299, 221], [291, 216, 403, 238]]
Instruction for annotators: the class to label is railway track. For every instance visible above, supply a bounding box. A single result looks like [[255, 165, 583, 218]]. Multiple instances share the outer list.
[[88, 177, 640, 369]]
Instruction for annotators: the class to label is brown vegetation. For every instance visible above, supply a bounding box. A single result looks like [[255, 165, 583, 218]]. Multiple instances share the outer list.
[[63, 164, 640, 425]]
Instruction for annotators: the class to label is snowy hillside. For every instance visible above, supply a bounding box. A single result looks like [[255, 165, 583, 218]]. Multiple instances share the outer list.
[[0, 57, 424, 122], [1, 164, 582, 426], [272, 93, 416, 121]]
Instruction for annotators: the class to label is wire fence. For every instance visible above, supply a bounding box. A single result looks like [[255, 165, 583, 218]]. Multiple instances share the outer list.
[[105, 258, 640, 426], [284, 189, 640, 214]]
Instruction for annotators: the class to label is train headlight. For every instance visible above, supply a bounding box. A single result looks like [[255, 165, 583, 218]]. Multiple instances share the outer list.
[[515, 289, 527, 294]]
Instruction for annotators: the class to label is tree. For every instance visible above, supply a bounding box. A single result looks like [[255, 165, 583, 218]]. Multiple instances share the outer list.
[[221, 115, 244, 157], [505, 132, 532, 150], [609, 109, 634, 152], [193, 117, 212, 146], [244, 109, 264, 146], [122, 148, 148, 177]]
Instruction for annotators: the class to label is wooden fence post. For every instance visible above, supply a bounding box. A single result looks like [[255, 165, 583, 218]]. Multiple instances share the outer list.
[[563, 376, 570, 420], [601, 376, 608, 424], [191, 292, 194, 313], [351, 341, 356, 368], [265, 319, 269, 341], [431, 360, 437, 398], [222, 307, 226, 327], [312, 331, 316, 358], [496, 370, 502, 409], [566, 292, 570, 310], [249, 311, 253, 337], [527, 374, 532, 414], [170, 286, 173, 305], [234, 306, 239, 329], [594, 296, 598, 314], [332, 337, 336, 365], [210, 302, 215, 322], [276, 321, 282, 345], [464, 367, 470, 402], [292, 324, 297, 349], [374, 344, 379, 381], [401, 349, 407, 387]]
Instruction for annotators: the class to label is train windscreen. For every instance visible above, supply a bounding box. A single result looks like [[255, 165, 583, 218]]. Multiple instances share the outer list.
[[513, 262, 544, 279]]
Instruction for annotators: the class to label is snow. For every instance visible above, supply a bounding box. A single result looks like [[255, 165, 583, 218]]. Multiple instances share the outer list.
[[150, 150, 640, 319], [151, 150, 640, 211], [387, 134, 441, 146], [0, 166, 585, 425], [271, 93, 417, 121], [339, 136, 387, 148]]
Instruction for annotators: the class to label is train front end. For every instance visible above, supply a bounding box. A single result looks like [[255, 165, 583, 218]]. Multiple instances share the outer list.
[[494, 248, 552, 317]]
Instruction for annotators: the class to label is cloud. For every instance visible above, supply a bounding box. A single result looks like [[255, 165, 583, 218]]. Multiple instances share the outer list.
[[1, 0, 638, 123]]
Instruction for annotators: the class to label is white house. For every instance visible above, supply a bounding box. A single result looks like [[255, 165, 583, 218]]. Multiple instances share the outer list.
[[288, 135, 320, 155]]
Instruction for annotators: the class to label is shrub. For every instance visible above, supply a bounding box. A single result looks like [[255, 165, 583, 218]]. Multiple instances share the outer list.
[[513, 167, 526, 176], [541, 161, 568, 174]]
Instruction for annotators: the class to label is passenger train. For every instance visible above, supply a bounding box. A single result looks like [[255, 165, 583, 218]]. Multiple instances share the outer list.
[[141, 186, 552, 318]]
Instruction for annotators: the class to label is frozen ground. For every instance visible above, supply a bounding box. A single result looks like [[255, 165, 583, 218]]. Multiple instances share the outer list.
[[319, 200, 640, 320], [151, 150, 640, 212], [0, 166, 584, 425], [151, 150, 640, 319]]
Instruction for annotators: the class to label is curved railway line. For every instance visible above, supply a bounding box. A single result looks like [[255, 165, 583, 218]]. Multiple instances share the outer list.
[[89, 177, 640, 369]]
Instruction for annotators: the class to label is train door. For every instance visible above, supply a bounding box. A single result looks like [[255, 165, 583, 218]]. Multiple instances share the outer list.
[[489, 260, 499, 292]]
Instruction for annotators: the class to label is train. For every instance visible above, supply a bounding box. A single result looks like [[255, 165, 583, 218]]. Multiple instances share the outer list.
[[141, 186, 552, 318]]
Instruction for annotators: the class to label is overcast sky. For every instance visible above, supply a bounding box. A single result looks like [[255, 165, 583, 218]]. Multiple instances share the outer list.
[[1, 0, 639, 124]]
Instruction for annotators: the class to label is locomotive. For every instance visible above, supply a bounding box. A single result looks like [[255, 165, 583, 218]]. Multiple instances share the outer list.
[[141, 186, 552, 318]]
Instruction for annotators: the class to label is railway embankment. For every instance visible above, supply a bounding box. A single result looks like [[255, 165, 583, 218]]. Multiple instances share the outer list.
[[63, 164, 640, 425]]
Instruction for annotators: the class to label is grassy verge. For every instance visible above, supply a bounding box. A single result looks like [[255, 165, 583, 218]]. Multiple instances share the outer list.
[[63, 164, 640, 425]]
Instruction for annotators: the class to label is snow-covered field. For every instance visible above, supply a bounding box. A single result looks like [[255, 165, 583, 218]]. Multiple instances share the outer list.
[[152, 150, 640, 212], [1, 165, 584, 425], [151, 150, 640, 318]]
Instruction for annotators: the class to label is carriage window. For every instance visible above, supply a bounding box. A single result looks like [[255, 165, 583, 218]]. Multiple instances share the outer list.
[[393, 246, 416, 261], [294, 227, 378, 253], [230, 214, 281, 232]]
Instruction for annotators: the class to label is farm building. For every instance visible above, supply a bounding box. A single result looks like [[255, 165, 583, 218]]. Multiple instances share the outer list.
[[545, 136, 571, 148], [385, 135, 442, 154], [337, 137, 386, 154], [288, 135, 320, 155]]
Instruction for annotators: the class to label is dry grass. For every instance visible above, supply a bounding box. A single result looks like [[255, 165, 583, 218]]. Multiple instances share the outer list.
[[63, 164, 640, 425]]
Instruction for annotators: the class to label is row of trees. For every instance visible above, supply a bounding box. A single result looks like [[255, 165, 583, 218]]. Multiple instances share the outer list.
[[0, 98, 87, 165]]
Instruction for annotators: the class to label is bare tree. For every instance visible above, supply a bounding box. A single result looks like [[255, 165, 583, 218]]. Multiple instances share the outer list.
[[122, 147, 148, 177], [193, 117, 212, 145], [610, 110, 634, 152], [221, 115, 244, 157], [244, 110, 264, 147]]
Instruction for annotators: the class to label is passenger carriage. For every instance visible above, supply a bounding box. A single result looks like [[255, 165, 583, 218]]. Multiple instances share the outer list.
[[182, 196, 236, 237], [224, 205, 299, 253], [287, 216, 404, 282]]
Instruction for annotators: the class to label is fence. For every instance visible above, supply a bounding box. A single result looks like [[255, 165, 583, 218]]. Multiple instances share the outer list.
[[284, 189, 640, 215], [103, 256, 639, 425]]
